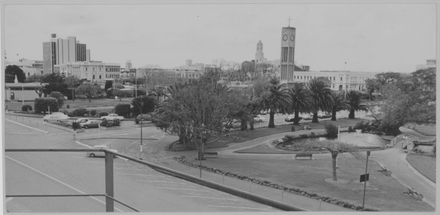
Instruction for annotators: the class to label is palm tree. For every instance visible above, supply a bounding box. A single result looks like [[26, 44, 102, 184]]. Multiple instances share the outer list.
[[346, 90, 367, 119], [307, 79, 333, 123], [329, 91, 348, 121], [258, 78, 289, 128], [287, 83, 310, 125]]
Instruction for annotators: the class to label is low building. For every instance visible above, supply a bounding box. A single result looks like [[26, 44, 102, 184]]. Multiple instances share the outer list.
[[416, 59, 436, 71], [281, 70, 376, 91], [5, 59, 44, 77], [55, 61, 120, 85]]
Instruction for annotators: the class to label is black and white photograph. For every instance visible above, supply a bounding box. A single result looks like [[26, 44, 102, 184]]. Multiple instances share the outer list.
[[1, 0, 437, 213]]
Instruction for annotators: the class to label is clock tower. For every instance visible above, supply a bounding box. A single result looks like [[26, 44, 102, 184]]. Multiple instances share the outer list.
[[280, 25, 296, 82]]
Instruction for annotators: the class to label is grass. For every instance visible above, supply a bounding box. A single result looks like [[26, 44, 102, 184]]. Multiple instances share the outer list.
[[198, 156, 433, 211], [406, 153, 436, 183]]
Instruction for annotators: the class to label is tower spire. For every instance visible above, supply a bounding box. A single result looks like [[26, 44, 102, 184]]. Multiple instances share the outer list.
[[288, 16, 292, 27]]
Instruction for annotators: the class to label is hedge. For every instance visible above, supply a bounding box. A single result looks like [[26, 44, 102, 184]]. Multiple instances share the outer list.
[[34, 98, 59, 114], [70, 108, 89, 117], [22, 105, 32, 112], [114, 104, 131, 117]]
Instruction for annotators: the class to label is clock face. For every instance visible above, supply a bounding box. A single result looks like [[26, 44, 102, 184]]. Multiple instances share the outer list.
[[282, 34, 288, 41], [290, 35, 295, 41]]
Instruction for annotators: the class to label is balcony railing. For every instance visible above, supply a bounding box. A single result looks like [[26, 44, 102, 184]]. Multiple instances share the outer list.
[[5, 148, 303, 212]]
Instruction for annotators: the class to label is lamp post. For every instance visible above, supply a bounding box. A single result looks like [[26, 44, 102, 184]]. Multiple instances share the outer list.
[[362, 151, 371, 209], [138, 101, 144, 159]]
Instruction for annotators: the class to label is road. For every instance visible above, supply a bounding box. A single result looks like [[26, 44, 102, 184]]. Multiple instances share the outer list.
[[4, 115, 276, 212]]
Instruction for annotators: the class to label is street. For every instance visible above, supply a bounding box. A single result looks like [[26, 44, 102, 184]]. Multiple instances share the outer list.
[[4, 115, 276, 212]]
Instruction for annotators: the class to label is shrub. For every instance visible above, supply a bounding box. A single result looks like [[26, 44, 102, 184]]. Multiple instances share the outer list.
[[49, 91, 65, 108], [113, 89, 133, 98], [131, 95, 156, 115], [98, 112, 109, 117], [90, 109, 97, 116], [21, 105, 32, 112], [66, 104, 70, 109], [114, 104, 131, 117], [34, 98, 59, 114], [325, 124, 338, 139], [71, 108, 89, 117], [310, 132, 316, 137], [348, 126, 354, 132], [299, 134, 308, 138], [291, 126, 295, 132]]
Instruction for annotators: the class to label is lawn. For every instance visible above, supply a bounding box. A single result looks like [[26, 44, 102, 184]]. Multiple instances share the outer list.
[[406, 153, 436, 183], [197, 156, 433, 211]]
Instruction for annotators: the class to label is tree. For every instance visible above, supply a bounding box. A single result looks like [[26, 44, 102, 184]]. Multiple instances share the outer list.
[[307, 79, 333, 123], [41, 73, 68, 96], [365, 78, 380, 100], [5, 65, 26, 83], [258, 78, 289, 128], [287, 83, 310, 125], [49, 91, 65, 108], [75, 82, 102, 102], [153, 71, 233, 160], [131, 95, 156, 115], [305, 140, 358, 181], [329, 91, 347, 121], [346, 90, 367, 119]]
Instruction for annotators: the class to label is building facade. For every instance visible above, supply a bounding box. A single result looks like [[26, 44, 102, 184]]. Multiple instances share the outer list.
[[6, 58, 44, 77], [285, 70, 376, 91], [76, 43, 87, 61], [55, 61, 120, 85]]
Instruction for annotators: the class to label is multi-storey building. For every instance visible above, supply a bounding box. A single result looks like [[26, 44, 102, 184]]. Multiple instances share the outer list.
[[42, 34, 91, 74], [55, 61, 120, 85], [286, 70, 376, 91]]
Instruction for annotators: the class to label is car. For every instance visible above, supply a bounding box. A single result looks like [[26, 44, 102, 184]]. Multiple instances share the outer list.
[[43, 112, 69, 122], [135, 114, 152, 124], [101, 113, 124, 121], [80, 119, 101, 129], [87, 145, 118, 158], [100, 118, 120, 127], [253, 115, 265, 122]]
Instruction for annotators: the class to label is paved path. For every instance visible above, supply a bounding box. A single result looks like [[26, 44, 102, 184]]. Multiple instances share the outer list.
[[370, 148, 436, 208]]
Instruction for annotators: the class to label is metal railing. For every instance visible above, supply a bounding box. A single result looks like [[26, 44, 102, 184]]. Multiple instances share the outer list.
[[5, 148, 303, 212]]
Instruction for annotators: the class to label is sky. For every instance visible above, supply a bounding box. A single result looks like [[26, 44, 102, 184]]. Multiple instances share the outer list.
[[3, 3, 437, 73]]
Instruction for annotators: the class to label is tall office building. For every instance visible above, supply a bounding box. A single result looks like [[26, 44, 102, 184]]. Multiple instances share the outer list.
[[42, 34, 57, 74], [255, 40, 265, 63], [56, 36, 77, 65], [280, 25, 296, 82], [86, 49, 91, 61], [76, 42, 87, 61], [43, 34, 91, 73]]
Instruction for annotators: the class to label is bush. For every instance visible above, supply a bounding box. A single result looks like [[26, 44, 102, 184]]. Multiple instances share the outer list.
[[310, 132, 316, 137], [34, 98, 59, 114], [113, 89, 133, 98], [49, 91, 65, 108], [131, 95, 156, 115], [98, 112, 109, 117], [71, 108, 89, 117], [353, 121, 367, 131], [325, 124, 338, 139], [299, 134, 308, 138], [21, 105, 32, 112], [348, 126, 354, 132], [114, 104, 131, 117], [291, 126, 295, 132], [90, 109, 97, 117], [66, 104, 70, 109]]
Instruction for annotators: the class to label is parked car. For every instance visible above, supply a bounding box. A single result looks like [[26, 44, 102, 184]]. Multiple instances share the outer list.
[[80, 119, 101, 128], [100, 118, 120, 127], [253, 115, 265, 122], [87, 145, 118, 158], [135, 114, 152, 124], [43, 112, 69, 122], [101, 113, 124, 121], [284, 115, 296, 122]]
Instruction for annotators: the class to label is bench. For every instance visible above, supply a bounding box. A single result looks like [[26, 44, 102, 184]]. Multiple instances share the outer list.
[[295, 153, 312, 160], [204, 152, 218, 158]]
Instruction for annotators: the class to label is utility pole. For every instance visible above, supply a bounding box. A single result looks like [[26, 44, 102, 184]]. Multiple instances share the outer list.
[[362, 151, 371, 209]]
